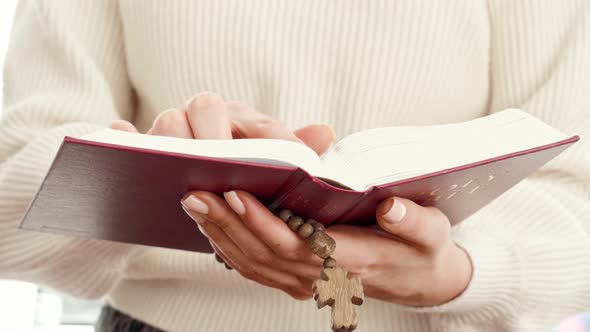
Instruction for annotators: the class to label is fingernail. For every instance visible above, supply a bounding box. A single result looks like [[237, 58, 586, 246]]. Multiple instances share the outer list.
[[181, 195, 209, 215], [224, 191, 246, 215], [381, 198, 406, 223], [190, 92, 222, 109]]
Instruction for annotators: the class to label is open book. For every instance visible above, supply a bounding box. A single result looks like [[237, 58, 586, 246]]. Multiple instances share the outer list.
[[79, 109, 572, 191], [20, 109, 579, 253]]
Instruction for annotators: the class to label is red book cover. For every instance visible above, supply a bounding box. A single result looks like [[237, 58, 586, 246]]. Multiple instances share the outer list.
[[18, 135, 579, 253]]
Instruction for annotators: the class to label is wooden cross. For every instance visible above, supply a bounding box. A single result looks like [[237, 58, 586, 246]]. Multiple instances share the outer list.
[[312, 267, 364, 332]]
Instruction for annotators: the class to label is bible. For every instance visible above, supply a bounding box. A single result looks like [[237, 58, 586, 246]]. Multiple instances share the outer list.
[[20, 109, 579, 253]]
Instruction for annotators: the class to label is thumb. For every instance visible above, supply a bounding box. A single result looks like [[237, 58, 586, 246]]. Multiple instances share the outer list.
[[376, 197, 451, 250], [294, 124, 335, 156]]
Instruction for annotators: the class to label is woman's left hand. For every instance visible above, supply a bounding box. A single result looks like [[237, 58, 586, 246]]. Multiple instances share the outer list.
[[181, 190, 473, 306]]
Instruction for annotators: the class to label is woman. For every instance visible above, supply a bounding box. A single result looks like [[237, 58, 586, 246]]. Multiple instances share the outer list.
[[1, 1, 589, 331]]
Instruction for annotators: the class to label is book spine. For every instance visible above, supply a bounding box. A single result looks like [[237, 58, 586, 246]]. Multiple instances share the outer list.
[[268, 173, 364, 224], [332, 187, 376, 224], [266, 168, 309, 211]]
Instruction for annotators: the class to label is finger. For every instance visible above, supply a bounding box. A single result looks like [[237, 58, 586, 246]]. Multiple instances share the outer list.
[[209, 237, 319, 300], [325, 224, 417, 278], [150, 109, 194, 138], [222, 190, 324, 266], [376, 197, 451, 251], [182, 191, 277, 265], [326, 225, 390, 268], [201, 222, 307, 298], [183, 206, 310, 299], [226, 102, 303, 142], [185, 92, 232, 139], [109, 120, 138, 133], [182, 191, 322, 280], [294, 124, 335, 156]]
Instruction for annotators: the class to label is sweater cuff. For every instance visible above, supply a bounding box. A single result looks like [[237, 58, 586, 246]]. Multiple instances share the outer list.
[[395, 228, 523, 321], [440, 230, 523, 314]]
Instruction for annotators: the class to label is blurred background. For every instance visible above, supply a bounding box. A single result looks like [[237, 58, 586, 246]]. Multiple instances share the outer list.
[[1, 2, 101, 331]]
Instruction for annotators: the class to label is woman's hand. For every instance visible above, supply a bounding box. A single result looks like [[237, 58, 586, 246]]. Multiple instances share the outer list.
[[111, 92, 472, 305], [109, 92, 334, 155], [181, 190, 473, 306]]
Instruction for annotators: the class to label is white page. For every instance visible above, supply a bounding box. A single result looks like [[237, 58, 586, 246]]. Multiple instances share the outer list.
[[78, 110, 569, 192], [78, 129, 324, 174], [320, 109, 569, 190]]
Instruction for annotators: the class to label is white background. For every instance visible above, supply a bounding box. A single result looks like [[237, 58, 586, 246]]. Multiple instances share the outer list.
[[1, 2, 95, 331]]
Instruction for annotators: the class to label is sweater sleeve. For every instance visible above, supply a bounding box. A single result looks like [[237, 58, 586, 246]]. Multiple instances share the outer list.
[[0, 0, 138, 299], [409, 1, 590, 327]]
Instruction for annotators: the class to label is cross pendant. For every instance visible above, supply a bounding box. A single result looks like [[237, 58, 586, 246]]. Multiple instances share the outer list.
[[312, 267, 364, 332]]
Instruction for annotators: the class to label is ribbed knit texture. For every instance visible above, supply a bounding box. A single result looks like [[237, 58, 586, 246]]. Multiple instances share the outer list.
[[1, 1, 589, 331]]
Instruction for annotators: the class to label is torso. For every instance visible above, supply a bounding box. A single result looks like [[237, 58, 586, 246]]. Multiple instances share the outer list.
[[110, 2, 494, 331], [118, 0, 491, 137]]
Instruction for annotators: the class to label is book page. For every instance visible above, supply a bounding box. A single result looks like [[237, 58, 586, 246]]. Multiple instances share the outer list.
[[78, 129, 323, 174], [320, 109, 569, 190]]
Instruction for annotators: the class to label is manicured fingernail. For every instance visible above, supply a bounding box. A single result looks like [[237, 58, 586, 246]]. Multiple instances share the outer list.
[[181, 195, 209, 215], [224, 191, 246, 215], [381, 198, 406, 223]]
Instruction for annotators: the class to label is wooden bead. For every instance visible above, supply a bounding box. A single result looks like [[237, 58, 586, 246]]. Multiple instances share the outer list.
[[278, 209, 293, 223], [297, 222, 315, 238], [313, 223, 325, 232], [215, 253, 233, 270], [306, 218, 325, 232], [214, 253, 224, 263], [288, 216, 304, 231], [307, 231, 336, 259], [323, 257, 337, 268]]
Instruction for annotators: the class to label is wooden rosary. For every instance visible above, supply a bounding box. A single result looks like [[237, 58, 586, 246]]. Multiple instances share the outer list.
[[214, 209, 364, 332]]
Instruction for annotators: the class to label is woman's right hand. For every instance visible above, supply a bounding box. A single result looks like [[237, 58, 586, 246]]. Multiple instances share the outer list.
[[110, 92, 334, 155]]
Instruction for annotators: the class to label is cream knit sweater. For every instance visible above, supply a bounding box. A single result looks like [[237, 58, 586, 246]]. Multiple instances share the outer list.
[[1, 1, 590, 331]]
